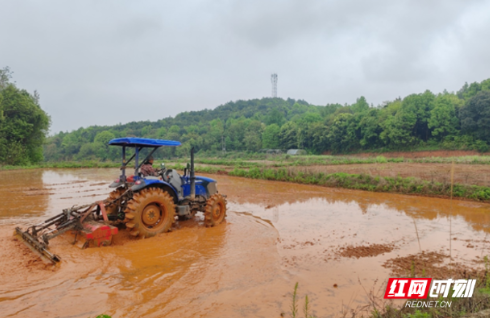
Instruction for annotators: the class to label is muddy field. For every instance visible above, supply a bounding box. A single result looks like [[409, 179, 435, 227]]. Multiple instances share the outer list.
[[1, 169, 490, 317]]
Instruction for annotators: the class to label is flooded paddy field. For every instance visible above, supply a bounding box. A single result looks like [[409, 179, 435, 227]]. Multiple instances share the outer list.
[[1, 169, 490, 317]]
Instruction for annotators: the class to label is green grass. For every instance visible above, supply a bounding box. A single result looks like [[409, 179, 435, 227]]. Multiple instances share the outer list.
[[183, 154, 490, 168], [0, 161, 120, 170], [290, 283, 316, 318], [228, 167, 490, 201]]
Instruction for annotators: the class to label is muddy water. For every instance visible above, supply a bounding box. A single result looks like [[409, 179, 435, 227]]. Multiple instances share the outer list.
[[1, 169, 490, 317]]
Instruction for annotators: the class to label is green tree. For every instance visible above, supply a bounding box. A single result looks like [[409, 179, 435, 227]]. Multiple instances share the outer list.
[[0, 67, 13, 91], [157, 127, 167, 138], [327, 113, 357, 152], [226, 118, 247, 151], [166, 125, 181, 141], [458, 81, 482, 99], [0, 83, 50, 165], [141, 125, 153, 136], [77, 143, 97, 159], [401, 91, 435, 141], [279, 122, 298, 149], [265, 108, 285, 126], [61, 133, 81, 155], [94, 131, 116, 145], [244, 132, 262, 151], [243, 120, 263, 151], [358, 108, 382, 148], [428, 94, 461, 140], [351, 96, 369, 113], [460, 91, 490, 142], [262, 124, 280, 148], [379, 100, 417, 147], [296, 112, 322, 126], [306, 122, 329, 153]]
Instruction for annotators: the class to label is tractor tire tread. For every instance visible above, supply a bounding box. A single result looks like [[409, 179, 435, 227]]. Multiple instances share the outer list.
[[203, 194, 227, 227], [124, 187, 175, 239]]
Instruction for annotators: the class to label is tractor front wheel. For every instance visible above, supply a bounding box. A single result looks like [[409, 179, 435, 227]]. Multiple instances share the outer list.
[[204, 194, 227, 227], [124, 188, 175, 238]]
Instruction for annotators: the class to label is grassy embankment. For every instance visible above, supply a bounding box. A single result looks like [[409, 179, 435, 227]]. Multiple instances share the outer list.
[[4, 155, 490, 202], [4, 154, 490, 171], [171, 155, 490, 202], [226, 166, 490, 201], [184, 154, 490, 167]]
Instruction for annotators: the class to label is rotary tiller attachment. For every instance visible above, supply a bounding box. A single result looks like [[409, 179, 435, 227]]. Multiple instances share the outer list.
[[15, 199, 120, 264]]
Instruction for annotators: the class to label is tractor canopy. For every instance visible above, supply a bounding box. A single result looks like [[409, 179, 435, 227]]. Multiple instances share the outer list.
[[108, 137, 181, 147], [108, 137, 182, 185]]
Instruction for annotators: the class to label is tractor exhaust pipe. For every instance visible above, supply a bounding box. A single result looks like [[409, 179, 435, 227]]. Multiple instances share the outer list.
[[190, 147, 195, 200]]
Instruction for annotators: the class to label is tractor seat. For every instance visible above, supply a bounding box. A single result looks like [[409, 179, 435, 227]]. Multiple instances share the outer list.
[[165, 169, 183, 196]]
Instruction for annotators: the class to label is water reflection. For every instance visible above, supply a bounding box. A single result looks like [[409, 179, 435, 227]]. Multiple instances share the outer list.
[[216, 174, 490, 235], [0, 169, 48, 220]]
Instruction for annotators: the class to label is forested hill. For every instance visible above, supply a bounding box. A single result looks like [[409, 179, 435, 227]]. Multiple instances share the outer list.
[[45, 78, 490, 161]]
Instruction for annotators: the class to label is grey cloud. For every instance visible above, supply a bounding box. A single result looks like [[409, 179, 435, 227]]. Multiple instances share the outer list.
[[0, 0, 489, 133]]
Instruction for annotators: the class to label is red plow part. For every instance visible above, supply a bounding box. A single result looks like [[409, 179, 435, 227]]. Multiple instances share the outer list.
[[75, 221, 118, 249]]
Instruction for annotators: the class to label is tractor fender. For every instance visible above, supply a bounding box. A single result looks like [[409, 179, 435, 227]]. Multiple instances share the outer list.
[[109, 181, 124, 188], [131, 179, 179, 203], [182, 182, 208, 198]]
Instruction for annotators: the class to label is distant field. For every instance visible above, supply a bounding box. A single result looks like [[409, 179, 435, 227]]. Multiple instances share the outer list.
[[168, 151, 490, 202]]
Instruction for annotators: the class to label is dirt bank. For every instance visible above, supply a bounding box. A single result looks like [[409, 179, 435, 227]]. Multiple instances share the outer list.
[[348, 150, 486, 158], [300, 162, 490, 186]]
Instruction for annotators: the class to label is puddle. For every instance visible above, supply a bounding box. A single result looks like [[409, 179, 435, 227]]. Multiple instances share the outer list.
[[1, 168, 490, 317]]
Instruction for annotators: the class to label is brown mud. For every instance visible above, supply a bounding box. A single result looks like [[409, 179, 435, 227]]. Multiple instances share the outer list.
[[382, 251, 486, 280], [337, 244, 395, 259], [1, 169, 490, 317]]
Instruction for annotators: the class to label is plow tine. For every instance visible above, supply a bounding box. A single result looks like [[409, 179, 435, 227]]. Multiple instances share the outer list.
[[15, 227, 61, 265]]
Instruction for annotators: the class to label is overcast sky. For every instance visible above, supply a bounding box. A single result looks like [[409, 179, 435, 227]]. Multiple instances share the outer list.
[[1, 0, 490, 134]]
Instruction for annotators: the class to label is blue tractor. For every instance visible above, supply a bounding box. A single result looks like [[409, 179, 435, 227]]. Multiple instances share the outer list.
[[15, 138, 227, 264], [105, 137, 227, 238]]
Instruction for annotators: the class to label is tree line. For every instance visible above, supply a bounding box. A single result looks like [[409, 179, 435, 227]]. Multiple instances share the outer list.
[[42, 77, 490, 162], [0, 67, 50, 165]]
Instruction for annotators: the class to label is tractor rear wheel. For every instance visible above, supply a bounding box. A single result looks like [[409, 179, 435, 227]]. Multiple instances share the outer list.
[[124, 188, 175, 238], [105, 188, 125, 216], [204, 194, 227, 227]]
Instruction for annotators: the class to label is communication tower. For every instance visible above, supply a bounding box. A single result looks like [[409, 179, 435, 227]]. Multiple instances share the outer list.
[[271, 73, 278, 98]]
